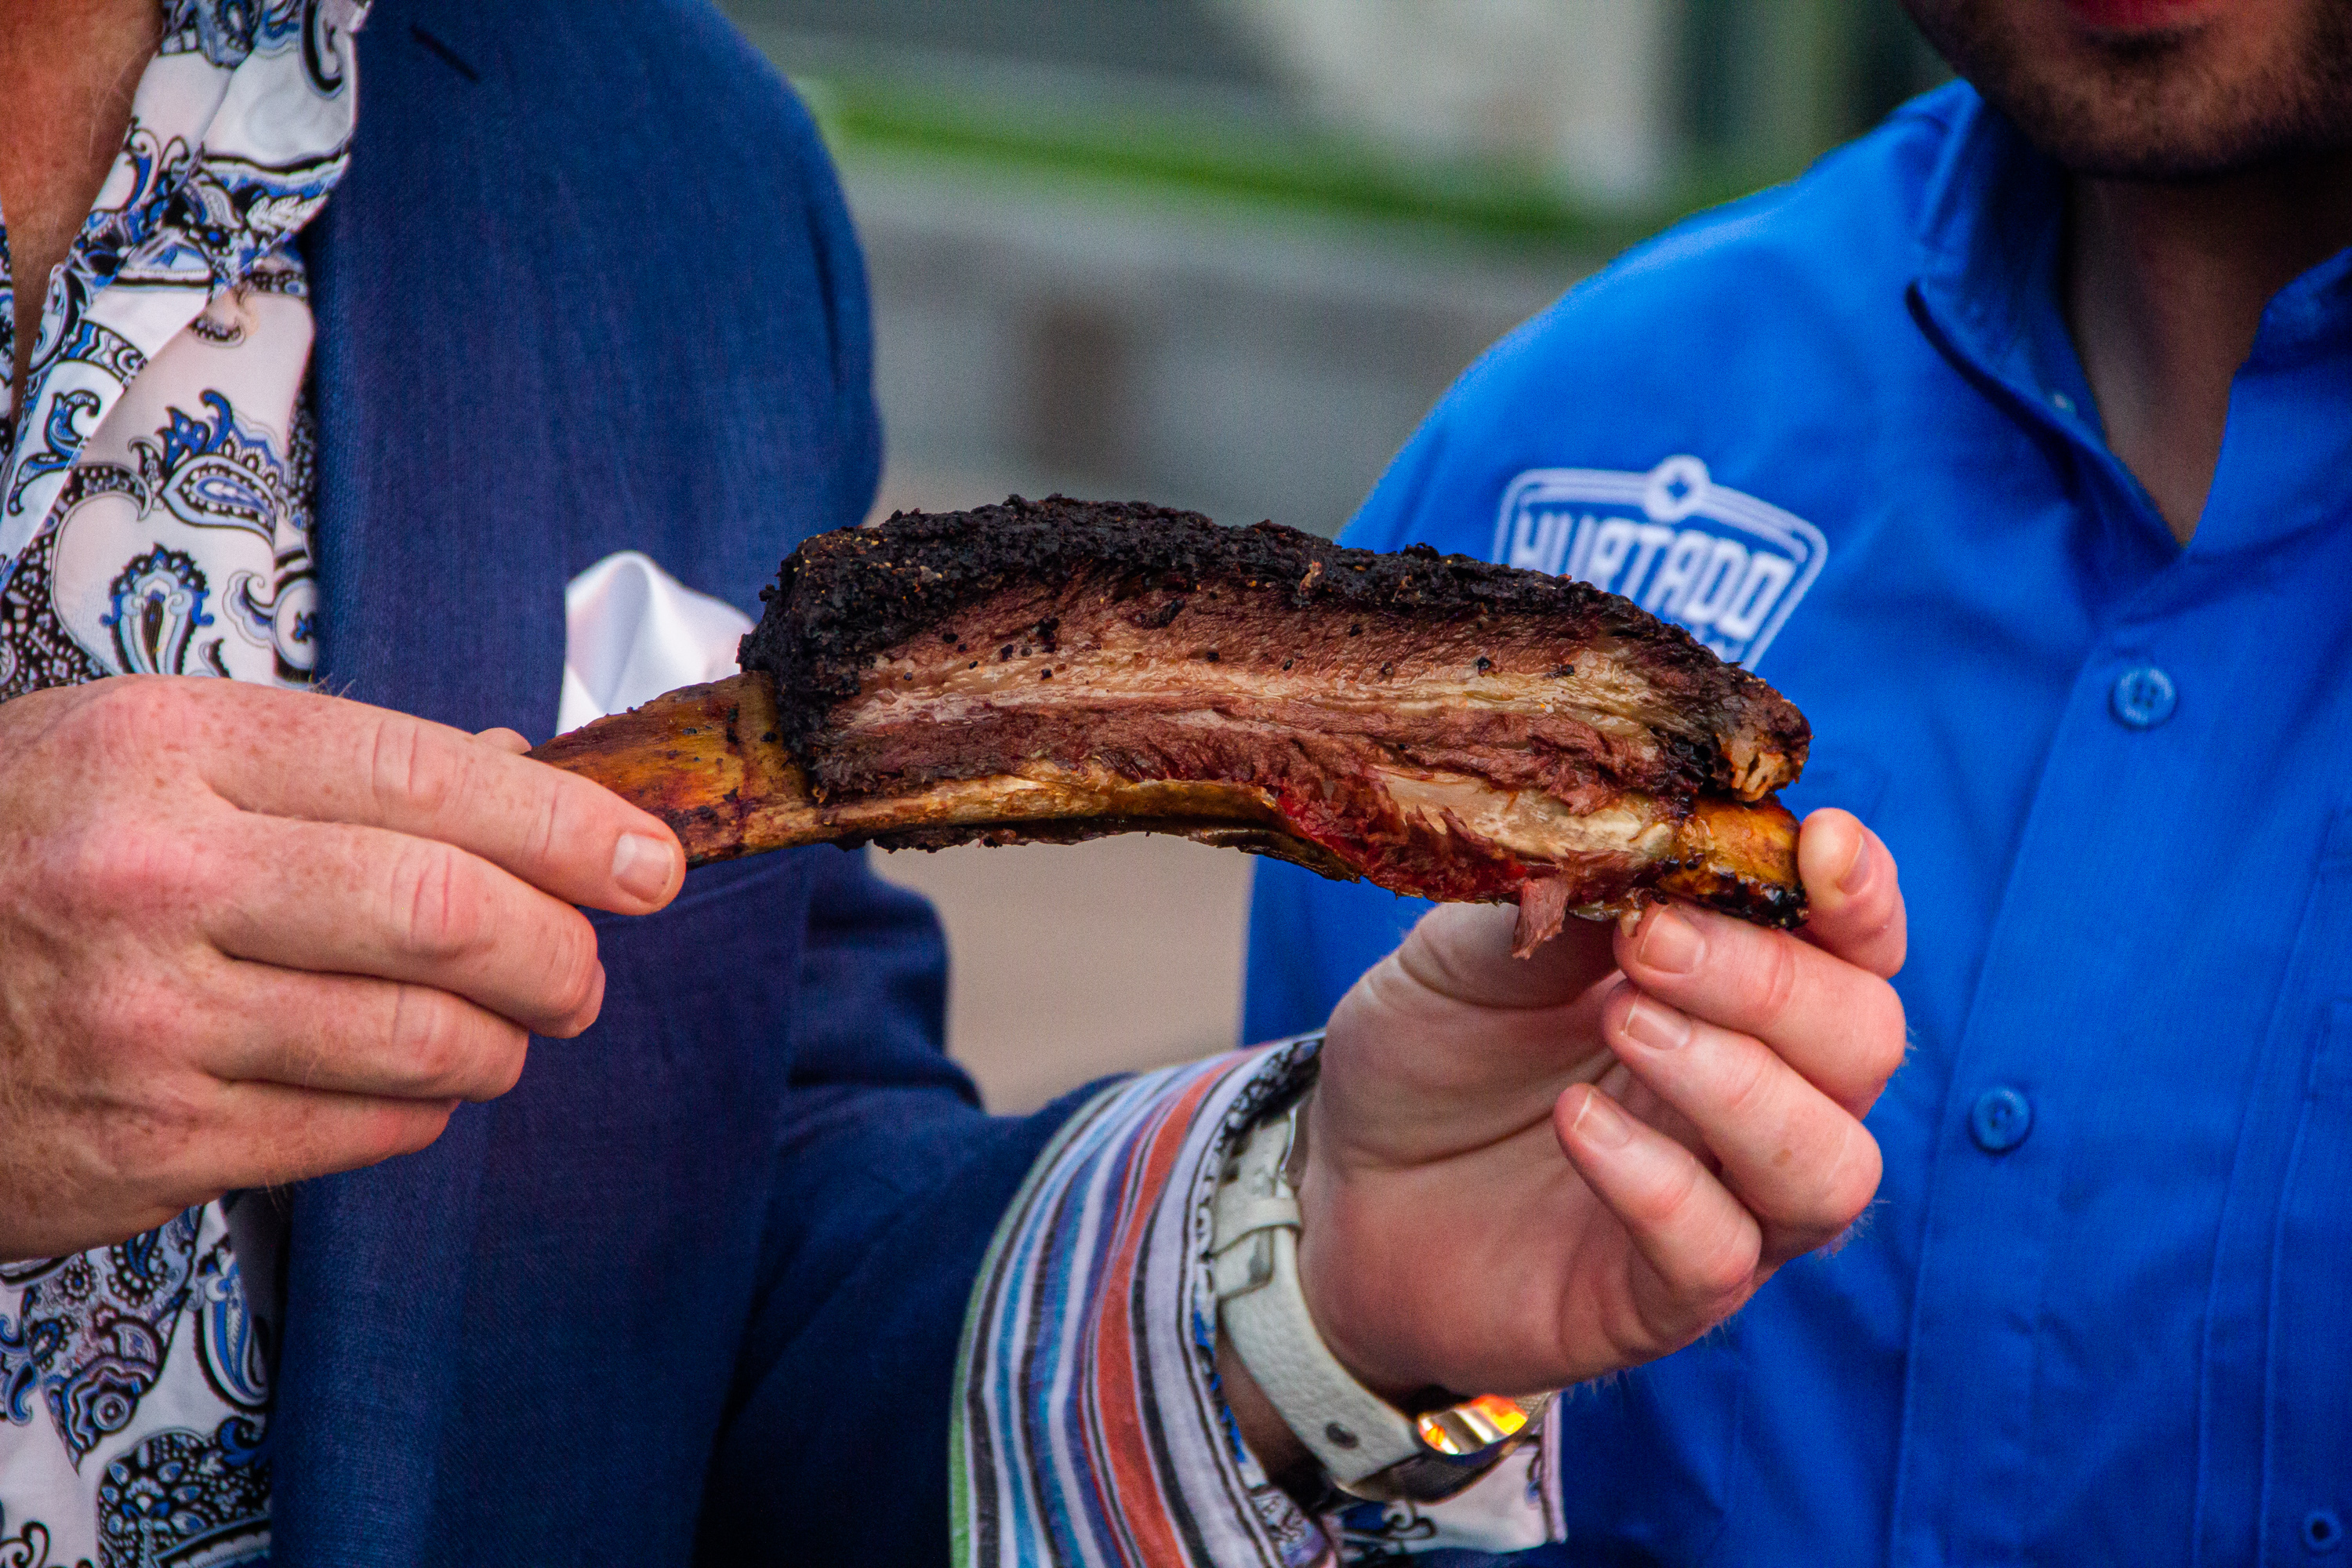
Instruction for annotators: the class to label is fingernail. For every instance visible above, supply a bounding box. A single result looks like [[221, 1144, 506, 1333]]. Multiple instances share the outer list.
[[1621, 994, 1693, 1051], [612, 833, 678, 902], [1838, 827, 1874, 896], [1570, 1089, 1634, 1149], [1639, 908, 1704, 975]]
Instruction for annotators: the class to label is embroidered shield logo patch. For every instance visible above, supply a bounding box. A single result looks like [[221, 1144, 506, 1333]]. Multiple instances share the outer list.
[[1491, 455, 1827, 668]]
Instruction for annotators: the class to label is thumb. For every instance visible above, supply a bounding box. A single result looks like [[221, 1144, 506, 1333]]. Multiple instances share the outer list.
[[1795, 809, 1906, 979], [1319, 897, 1623, 1164]]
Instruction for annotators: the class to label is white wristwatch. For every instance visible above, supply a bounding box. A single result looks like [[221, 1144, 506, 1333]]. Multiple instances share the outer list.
[[1210, 1100, 1551, 1503]]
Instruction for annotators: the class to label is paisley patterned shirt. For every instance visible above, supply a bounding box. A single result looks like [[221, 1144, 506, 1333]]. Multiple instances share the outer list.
[[0, 2, 365, 1563]]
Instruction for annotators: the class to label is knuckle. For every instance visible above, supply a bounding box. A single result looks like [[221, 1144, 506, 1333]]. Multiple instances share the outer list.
[[1711, 1031, 1780, 1123], [59, 816, 207, 920], [392, 987, 526, 1099], [528, 774, 584, 874], [55, 679, 206, 786], [20, 682, 172, 808], [1859, 988, 1910, 1083], [369, 717, 466, 822], [537, 918, 601, 1029], [86, 980, 185, 1059], [1628, 1148, 1709, 1232], [1692, 1235, 1760, 1305], [1819, 1125, 1885, 1229], [95, 1077, 212, 1185], [362, 1101, 454, 1164], [389, 842, 484, 963], [1769, 1127, 1883, 1261], [387, 985, 467, 1089], [78, 674, 184, 746], [1744, 934, 1802, 1033], [1595, 1294, 1672, 1368], [56, 820, 138, 911]]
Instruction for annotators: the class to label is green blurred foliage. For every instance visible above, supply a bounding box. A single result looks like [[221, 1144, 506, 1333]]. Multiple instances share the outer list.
[[788, 0, 1948, 263]]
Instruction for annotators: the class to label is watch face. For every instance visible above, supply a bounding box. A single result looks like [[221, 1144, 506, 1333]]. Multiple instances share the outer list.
[[1337, 1392, 1555, 1506], [1414, 1392, 1542, 1457]]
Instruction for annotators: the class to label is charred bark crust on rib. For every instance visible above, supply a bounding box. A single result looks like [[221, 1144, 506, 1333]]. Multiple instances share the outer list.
[[706, 496, 1814, 936], [740, 495, 1809, 805]]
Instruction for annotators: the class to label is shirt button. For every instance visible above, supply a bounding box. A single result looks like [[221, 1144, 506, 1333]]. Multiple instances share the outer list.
[[2111, 665, 2177, 729], [1969, 1087, 2034, 1153], [2305, 1508, 2344, 1555]]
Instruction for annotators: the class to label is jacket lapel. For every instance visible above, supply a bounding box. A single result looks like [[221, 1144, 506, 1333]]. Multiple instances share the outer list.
[[303, 2, 564, 740], [272, 8, 555, 1562]]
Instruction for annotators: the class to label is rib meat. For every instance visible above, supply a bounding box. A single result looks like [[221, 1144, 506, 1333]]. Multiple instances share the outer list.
[[534, 497, 1813, 952]]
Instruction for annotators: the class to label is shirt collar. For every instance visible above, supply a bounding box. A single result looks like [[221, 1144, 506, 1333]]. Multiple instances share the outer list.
[[161, 0, 370, 71], [1910, 88, 2100, 436], [1913, 85, 2352, 386], [1907, 85, 2352, 556]]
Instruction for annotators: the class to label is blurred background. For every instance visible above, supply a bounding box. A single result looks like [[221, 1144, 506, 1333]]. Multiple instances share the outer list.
[[713, 0, 1946, 1111]]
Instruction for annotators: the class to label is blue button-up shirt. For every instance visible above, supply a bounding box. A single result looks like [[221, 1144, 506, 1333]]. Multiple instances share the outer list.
[[1246, 81, 2352, 1566]]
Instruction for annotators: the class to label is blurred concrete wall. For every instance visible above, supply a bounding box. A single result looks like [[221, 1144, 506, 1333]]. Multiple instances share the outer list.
[[1212, 0, 1679, 203], [844, 153, 1577, 538], [872, 835, 1254, 1113]]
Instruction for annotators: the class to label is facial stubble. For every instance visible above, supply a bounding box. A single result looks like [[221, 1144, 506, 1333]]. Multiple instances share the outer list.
[[1902, 0, 2352, 177]]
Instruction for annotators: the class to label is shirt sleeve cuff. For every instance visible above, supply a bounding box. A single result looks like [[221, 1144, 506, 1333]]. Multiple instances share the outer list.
[[951, 1039, 1565, 1566]]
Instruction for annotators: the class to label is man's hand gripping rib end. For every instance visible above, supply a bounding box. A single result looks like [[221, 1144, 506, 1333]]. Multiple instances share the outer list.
[[0, 676, 687, 1263], [1222, 808, 1908, 1484]]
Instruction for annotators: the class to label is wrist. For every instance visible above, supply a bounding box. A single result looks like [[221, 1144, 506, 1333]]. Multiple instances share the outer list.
[[1291, 1191, 1421, 1406], [1289, 1097, 1426, 1404], [1210, 1098, 1550, 1504]]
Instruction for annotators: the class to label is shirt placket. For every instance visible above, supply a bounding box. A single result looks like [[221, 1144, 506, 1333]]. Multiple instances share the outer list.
[[1889, 249, 2352, 1565], [1890, 261, 2158, 1566], [1889, 561, 2256, 1566]]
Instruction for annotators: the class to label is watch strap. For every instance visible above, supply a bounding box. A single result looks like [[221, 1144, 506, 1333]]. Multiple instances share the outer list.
[[1210, 1109, 1425, 1485]]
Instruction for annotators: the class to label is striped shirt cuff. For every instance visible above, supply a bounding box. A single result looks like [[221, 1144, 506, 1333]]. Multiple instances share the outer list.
[[952, 1038, 1564, 1566]]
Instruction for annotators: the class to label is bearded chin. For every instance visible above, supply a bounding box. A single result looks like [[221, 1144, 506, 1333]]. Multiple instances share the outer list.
[[1901, 0, 2352, 179]]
